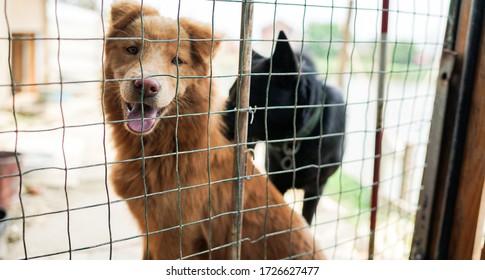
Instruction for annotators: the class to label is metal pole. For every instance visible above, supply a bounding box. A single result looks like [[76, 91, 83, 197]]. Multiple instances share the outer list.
[[369, 0, 389, 260], [230, 0, 254, 260]]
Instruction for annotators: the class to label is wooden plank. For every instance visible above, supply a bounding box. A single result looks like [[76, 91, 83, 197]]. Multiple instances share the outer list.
[[410, 50, 455, 260], [11, 34, 23, 92], [230, 0, 254, 260], [411, 0, 466, 260], [469, 179, 485, 259], [401, 144, 416, 202], [447, 19, 485, 260], [27, 33, 36, 93], [425, 0, 471, 259]]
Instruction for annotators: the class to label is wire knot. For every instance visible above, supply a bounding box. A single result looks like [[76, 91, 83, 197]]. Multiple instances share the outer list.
[[248, 105, 257, 125]]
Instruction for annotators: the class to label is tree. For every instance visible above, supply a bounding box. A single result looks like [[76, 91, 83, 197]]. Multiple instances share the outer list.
[[390, 42, 418, 65], [59, 0, 98, 11], [304, 22, 344, 59]]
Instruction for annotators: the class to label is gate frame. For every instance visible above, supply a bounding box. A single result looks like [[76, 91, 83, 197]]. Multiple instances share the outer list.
[[411, 0, 485, 260]]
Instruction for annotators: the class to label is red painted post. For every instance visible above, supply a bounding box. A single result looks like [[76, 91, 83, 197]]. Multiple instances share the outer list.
[[369, 0, 389, 260]]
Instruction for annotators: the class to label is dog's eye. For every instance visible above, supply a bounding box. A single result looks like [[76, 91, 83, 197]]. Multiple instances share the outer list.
[[171, 56, 185, 65], [126, 46, 139, 55]]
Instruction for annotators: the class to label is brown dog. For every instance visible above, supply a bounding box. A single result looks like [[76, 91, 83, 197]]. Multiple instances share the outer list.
[[103, 2, 324, 260]]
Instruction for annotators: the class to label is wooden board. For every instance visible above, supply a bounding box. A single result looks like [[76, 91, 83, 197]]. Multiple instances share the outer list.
[[447, 19, 485, 260], [426, 0, 470, 259]]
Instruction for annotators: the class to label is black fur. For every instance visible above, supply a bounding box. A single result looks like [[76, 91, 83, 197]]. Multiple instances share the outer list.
[[224, 31, 346, 224]]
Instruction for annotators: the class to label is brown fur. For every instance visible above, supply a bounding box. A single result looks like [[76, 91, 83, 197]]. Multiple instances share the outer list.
[[103, 1, 324, 260]]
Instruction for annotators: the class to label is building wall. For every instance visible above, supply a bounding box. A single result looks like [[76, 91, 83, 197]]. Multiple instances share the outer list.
[[44, 1, 103, 97], [0, 0, 47, 99], [7, 0, 46, 34]]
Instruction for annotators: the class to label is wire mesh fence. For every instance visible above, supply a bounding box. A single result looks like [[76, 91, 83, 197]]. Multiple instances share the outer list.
[[0, 0, 449, 259]]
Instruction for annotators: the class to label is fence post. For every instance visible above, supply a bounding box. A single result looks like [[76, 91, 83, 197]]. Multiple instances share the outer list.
[[230, 0, 254, 260], [446, 0, 485, 258], [410, 0, 463, 260], [369, 0, 389, 260]]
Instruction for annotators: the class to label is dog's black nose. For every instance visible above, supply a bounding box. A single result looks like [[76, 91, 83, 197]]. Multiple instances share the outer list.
[[134, 78, 159, 97]]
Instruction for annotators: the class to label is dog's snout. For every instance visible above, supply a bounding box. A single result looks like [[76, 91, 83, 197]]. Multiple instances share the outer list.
[[134, 78, 160, 97]]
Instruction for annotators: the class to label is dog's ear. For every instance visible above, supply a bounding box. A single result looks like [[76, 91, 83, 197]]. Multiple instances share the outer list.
[[180, 19, 222, 61], [252, 50, 265, 60], [271, 31, 299, 74], [110, 1, 159, 31], [251, 50, 265, 67]]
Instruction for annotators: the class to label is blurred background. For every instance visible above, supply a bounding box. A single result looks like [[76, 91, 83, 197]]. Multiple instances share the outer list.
[[0, 0, 449, 259]]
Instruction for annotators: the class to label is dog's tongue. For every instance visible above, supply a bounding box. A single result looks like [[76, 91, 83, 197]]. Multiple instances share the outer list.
[[127, 103, 157, 133]]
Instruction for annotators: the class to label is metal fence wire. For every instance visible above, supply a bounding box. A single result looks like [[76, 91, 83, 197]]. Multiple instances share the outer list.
[[0, 0, 450, 259]]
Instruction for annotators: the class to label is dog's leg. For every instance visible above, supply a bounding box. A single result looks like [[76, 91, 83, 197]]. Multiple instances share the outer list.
[[302, 165, 340, 224], [302, 189, 320, 224]]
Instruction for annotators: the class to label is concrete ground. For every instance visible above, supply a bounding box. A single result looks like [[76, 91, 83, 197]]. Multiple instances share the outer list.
[[0, 180, 369, 260]]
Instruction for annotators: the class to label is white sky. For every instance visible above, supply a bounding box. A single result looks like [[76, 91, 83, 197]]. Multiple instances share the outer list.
[[102, 0, 450, 43]]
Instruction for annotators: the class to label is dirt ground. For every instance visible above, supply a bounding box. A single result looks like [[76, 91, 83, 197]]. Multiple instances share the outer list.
[[0, 89, 372, 260]]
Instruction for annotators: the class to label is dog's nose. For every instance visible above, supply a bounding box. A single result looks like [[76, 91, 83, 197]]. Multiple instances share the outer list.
[[134, 78, 159, 97]]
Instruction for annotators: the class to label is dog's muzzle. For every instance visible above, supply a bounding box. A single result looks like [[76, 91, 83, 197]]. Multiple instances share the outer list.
[[124, 78, 163, 133]]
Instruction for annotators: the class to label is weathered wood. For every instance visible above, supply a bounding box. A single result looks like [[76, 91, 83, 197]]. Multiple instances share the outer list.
[[27, 34, 36, 93], [447, 21, 485, 258], [230, 0, 254, 260], [411, 0, 471, 260], [12, 35, 22, 92], [401, 144, 415, 202], [410, 50, 455, 260]]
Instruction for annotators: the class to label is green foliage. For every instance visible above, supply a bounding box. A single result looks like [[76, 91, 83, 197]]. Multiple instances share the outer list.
[[390, 42, 418, 65], [324, 169, 370, 212], [60, 0, 98, 10], [304, 22, 344, 59]]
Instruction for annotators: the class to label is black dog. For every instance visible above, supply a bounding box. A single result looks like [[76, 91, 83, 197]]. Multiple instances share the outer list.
[[224, 31, 346, 224]]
